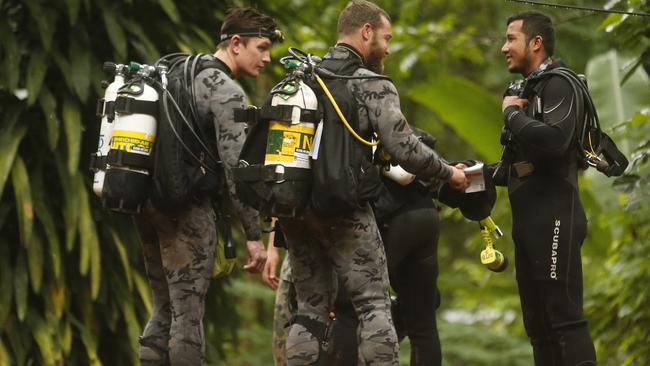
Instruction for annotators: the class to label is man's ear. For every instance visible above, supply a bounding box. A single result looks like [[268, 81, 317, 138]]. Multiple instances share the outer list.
[[230, 34, 242, 55], [361, 23, 373, 41], [530, 35, 543, 53]]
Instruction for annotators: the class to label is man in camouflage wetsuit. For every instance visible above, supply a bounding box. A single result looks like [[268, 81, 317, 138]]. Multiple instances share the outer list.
[[277, 1, 469, 365], [136, 8, 282, 365]]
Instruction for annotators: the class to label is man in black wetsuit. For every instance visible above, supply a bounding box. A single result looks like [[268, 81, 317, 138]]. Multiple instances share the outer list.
[[500, 11, 597, 365]]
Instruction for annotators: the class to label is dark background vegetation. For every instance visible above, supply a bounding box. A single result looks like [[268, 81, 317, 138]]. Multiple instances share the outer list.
[[0, 0, 648, 364]]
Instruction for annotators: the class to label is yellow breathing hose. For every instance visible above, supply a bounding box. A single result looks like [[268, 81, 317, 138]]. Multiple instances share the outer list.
[[314, 74, 380, 147]]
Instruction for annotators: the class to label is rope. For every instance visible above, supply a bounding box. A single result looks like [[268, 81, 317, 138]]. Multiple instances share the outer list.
[[505, 0, 650, 17]]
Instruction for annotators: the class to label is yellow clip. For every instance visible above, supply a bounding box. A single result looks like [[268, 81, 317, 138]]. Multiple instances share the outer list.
[[479, 223, 508, 272], [479, 216, 503, 239]]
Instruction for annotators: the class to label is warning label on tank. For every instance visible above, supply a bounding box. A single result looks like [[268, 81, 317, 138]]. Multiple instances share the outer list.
[[111, 130, 155, 155], [265, 122, 315, 169]]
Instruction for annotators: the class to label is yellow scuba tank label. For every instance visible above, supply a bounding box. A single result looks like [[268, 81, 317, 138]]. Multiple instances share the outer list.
[[110, 130, 155, 155], [265, 121, 315, 168]]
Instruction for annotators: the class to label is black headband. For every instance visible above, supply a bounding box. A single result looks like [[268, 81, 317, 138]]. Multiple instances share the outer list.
[[219, 28, 285, 43]]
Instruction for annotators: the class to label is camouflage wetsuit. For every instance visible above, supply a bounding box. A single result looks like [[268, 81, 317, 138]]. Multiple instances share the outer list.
[[279, 44, 453, 366], [272, 255, 296, 365], [137, 56, 261, 366]]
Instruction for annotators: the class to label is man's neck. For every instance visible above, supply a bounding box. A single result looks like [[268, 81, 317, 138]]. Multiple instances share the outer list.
[[214, 49, 238, 79], [524, 55, 551, 77], [336, 36, 366, 63]]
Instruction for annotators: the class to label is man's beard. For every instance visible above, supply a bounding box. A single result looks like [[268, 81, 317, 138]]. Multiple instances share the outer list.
[[367, 38, 385, 74]]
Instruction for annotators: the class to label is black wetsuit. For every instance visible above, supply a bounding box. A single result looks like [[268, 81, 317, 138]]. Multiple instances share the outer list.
[[329, 177, 442, 366], [503, 62, 597, 365], [376, 178, 442, 366]]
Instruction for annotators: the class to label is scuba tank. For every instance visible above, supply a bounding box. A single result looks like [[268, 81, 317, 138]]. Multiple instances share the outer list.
[[265, 78, 317, 175], [261, 71, 318, 217], [233, 59, 319, 218], [102, 63, 160, 214], [91, 62, 128, 197]]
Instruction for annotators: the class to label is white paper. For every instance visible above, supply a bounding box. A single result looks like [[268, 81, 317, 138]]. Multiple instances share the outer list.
[[310, 120, 324, 160], [464, 162, 485, 193]]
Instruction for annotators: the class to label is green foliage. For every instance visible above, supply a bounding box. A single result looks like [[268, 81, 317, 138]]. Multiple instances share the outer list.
[[0, 0, 234, 364], [1, 0, 649, 364], [581, 2, 650, 364]]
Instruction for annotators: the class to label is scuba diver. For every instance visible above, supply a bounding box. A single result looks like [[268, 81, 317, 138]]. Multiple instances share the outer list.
[[135, 8, 282, 365], [498, 11, 598, 365], [263, 113, 460, 366], [274, 1, 468, 365]]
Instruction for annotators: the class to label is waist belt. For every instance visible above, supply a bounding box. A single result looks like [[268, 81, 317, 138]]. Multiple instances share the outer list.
[[233, 164, 311, 183]]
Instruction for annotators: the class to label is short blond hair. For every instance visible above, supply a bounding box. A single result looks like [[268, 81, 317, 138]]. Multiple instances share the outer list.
[[337, 0, 391, 36]]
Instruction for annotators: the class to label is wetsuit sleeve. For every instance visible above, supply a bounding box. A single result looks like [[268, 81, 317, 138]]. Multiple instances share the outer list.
[[358, 78, 453, 180], [197, 70, 262, 241], [503, 75, 577, 158]]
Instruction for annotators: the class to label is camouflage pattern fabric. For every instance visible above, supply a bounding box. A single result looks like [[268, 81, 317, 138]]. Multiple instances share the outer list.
[[136, 60, 262, 365], [279, 204, 399, 366], [137, 199, 217, 365], [329, 46, 453, 185], [272, 256, 296, 365], [194, 61, 261, 241]]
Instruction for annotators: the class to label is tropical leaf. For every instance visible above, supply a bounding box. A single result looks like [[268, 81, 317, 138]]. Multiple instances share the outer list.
[[26, 48, 48, 105], [26, 230, 45, 294], [69, 33, 92, 102], [56, 157, 79, 252], [4, 316, 28, 365], [119, 298, 141, 363], [26, 309, 56, 366], [76, 175, 101, 299], [109, 228, 133, 290], [132, 271, 152, 314], [51, 49, 72, 91], [63, 97, 82, 174], [0, 20, 21, 91], [45, 312, 64, 362], [66, 0, 81, 25], [68, 313, 102, 366], [13, 251, 28, 322], [0, 114, 27, 199], [60, 317, 72, 355], [32, 169, 63, 279], [11, 156, 33, 247], [409, 74, 503, 161], [118, 18, 160, 62], [158, 0, 181, 23], [101, 7, 128, 60], [0, 241, 13, 327], [38, 86, 61, 150], [586, 50, 650, 132], [23, 0, 58, 52], [0, 338, 12, 366]]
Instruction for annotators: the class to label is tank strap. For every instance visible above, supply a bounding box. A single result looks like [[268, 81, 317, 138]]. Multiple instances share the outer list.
[[96, 99, 116, 121], [114, 96, 158, 118], [233, 106, 260, 124], [233, 164, 311, 183], [107, 149, 153, 170], [89, 153, 107, 171], [260, 105, 319, 123]]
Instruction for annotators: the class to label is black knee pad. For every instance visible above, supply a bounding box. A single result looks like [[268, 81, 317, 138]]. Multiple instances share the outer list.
[[290, 315, 337, 366]]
